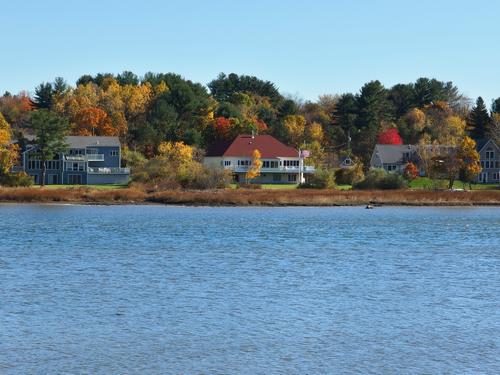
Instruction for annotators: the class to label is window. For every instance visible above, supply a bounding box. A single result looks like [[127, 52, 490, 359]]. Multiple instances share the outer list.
[[263, 161, 269, 168], [386, 164, 397, 172], [284, 160, 299, 167], [270, 161, 278, 168], [485, 149, 494, 159], [492, 173, 499, 181], [66, 162, 85, 172], [224, 160, 231, 166], [273, 174, 281, 182], [110, 150, 119, 157], [46, 161, 60, 170], [288, 174, 297, 182], [69, 149, 84, 155], [238, 160, 250, 166], [28, 160, 40, 170]]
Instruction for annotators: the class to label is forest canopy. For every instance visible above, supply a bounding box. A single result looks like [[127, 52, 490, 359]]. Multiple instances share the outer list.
[[1, 72, 498, 165]]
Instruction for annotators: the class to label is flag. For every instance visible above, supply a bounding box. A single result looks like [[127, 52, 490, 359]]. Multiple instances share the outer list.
[[300, 150, 310, 158]]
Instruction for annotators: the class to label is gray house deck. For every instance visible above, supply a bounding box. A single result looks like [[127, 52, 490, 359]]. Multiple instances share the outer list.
[[23, 136, 130, 185]]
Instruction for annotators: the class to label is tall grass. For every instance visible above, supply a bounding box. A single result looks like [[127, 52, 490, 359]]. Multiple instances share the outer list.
[[0, 187, 498, 206]]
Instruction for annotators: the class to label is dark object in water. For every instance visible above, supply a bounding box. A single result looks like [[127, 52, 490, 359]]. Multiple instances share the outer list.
[[365, 204, 374, 209]]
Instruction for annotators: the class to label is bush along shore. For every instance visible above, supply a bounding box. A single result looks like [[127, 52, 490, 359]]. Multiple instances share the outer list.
[[0, 187, 499, 206]]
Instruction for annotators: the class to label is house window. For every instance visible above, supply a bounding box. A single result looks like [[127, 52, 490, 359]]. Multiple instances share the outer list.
[[288, 174, 297, 182], [273, 174, 281, 182], [485, 149, 494, 159], [492, 172, 499, 181], [224, 160, 231, 166], [238, 160, 250, 166], [69, 149, 84, 155], [386, 164, 397, 172], [263, 161, 270, 168], [110, 150, 119, 157], [284, 160, 299, 167], [66, 162, 85, 172]]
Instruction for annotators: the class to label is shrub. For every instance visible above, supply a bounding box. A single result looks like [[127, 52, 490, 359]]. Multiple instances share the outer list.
[[354, 168, 407, 190], [299, 169, 335, 189], [334, 164, 364, 185], [132, 157, 231, 191], [0, 172, 34, 187], [403, 162, 419, 181]]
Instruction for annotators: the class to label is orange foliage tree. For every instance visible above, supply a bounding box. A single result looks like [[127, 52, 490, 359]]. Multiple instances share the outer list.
[[72, 107, 116, 136], [246, 149, 263, 182]]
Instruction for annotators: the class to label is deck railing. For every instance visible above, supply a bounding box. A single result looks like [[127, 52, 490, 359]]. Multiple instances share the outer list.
[[88, 167, 130, 174]]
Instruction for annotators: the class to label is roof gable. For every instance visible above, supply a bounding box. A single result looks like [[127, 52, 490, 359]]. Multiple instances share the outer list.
[[206, 135, 298, 158]]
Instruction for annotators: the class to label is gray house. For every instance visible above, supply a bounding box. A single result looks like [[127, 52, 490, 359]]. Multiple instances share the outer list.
[[23, 136, 130, 185], [477, 139, 500, 184], [370, 140, 500, 184], [370, 144, 419, 173]]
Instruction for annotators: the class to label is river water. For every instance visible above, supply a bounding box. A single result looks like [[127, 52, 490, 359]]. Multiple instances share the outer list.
[[1, 205, 499, 374]]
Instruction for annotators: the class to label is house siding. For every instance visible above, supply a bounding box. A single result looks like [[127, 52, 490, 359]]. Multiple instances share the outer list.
[[22, 138, 129, 185]]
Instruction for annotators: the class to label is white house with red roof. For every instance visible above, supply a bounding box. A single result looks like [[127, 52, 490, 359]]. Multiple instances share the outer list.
[[204, 134, 315, 184]]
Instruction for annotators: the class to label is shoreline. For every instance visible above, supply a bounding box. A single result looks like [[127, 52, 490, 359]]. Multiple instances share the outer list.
[[0, 187, 499, 207]]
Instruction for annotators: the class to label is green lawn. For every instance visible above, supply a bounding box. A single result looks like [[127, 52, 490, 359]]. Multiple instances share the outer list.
[[409, 177, 498, 190], [35, 184, 129, 190]]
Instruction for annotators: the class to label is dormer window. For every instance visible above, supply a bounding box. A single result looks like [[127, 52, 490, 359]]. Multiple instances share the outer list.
[[485, 149, 494, 160]]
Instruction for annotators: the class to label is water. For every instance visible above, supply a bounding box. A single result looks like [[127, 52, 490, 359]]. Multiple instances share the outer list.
[[0, 205, 499, 374]]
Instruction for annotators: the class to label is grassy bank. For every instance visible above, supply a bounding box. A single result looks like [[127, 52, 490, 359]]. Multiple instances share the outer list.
[[0, 187, 499, 206]]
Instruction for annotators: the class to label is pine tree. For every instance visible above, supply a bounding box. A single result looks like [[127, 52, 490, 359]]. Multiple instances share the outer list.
[[468, 97, 490, 140]]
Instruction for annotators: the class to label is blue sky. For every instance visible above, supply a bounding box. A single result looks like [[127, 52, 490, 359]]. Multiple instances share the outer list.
[[1, 0, 499, 107]]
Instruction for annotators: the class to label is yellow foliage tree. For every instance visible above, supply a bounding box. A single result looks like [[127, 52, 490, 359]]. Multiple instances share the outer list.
[[246, 149, 262, 181], [458, 136, 481, 187], [121, 83, 153, 119], [284, 115, 306, 147], [0, 112, 19, 175], [307, 122, 324, 143], [158, 141, 194, 166]]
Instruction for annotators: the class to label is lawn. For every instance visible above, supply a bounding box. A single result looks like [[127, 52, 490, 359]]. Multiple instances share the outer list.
[[409, 177, 498, 190], [36, 184, 129, 190]]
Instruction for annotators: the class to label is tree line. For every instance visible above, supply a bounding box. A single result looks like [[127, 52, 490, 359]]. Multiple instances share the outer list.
[[1, 71, 499, 171]]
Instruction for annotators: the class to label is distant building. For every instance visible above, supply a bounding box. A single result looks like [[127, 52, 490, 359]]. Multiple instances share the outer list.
[[204, 134, 315, 184], [22, 136, 130, 185], [370, 144, 419, 173], [476, 139, 500, 183], [370, 140, 500, 184]]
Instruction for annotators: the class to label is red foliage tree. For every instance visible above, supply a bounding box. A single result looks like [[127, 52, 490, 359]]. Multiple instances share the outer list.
[[378, 128, 403, 145], [255, 119, 268, 133], [214, 117, 232, 139], [403, 162, 419, 180]]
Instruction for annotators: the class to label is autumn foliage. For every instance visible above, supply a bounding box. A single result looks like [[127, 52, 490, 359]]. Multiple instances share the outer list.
[[73, 107, 116, 136], [246, 149, 263, 181], [378, 128, 403, 145], [403, 162, 419, 181]]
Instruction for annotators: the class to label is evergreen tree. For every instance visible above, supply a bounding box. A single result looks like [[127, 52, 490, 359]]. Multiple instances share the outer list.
[[28, 110, 69, 186], [491, 97, 500, 114], [32, 82, 54, 109], [354, 81, 394, 163], [468, 97, 491, 139]]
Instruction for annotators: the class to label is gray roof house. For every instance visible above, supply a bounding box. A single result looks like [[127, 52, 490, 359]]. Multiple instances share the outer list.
[[476, 139, 500, 184], [22, 136, 130, 185], [370, 144, 419, 173]]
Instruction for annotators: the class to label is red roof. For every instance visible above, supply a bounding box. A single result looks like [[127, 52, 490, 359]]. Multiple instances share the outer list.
[[206, 135, 298, 158]]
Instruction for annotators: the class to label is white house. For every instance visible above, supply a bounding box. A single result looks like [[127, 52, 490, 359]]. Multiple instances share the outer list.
[[204, 134, 315, 184]]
